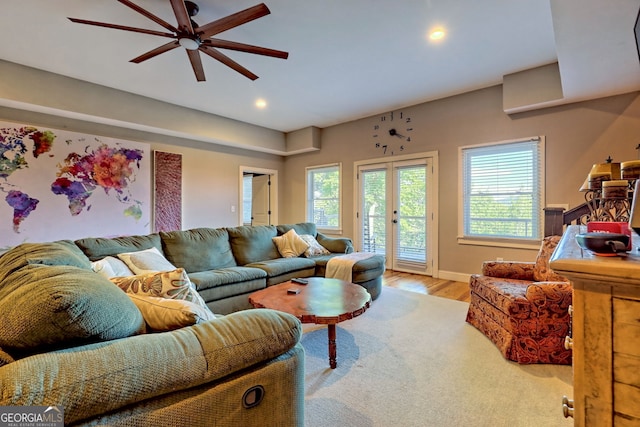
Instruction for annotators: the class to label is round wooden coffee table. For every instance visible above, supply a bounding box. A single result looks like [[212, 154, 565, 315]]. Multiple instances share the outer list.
[[249, 277, 371, 369]]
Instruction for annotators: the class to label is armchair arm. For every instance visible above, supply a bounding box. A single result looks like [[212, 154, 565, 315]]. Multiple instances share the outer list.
[[526, 281, 573, 314], [481, 261, 536, 281], [316, 232, 354, 254]]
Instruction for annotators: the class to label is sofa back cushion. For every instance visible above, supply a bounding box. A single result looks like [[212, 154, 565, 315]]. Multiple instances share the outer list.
[[533, 235, 567, 282], [160, 228, 236, 272], [227, 225, 280, 265], [75, 233, 162, 261], [276, 222, 317, 237], [0, 264, 145, 354], [0, 241, 91, 283]]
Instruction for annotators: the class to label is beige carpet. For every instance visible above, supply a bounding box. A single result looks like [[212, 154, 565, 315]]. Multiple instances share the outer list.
[[302, 287, 573, 427]]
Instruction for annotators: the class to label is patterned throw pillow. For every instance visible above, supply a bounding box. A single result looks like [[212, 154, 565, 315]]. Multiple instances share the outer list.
[[300, 234, 331, 257], [110, 268, 209, 309], [272, 229, 309, 258], [126, 294, 215, 331], [117, 247, 176, 275]]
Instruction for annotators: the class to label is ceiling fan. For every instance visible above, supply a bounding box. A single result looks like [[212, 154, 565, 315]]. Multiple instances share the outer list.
[[68, 0, 289, 82]]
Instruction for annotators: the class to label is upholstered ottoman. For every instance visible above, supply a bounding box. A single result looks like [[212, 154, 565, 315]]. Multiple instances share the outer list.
[[465, 236, 572, 364]]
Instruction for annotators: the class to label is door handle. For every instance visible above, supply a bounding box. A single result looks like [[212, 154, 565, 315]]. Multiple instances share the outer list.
[[392, 219, 398, 224]]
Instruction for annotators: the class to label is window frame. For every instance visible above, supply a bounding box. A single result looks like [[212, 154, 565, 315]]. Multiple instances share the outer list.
[[306, 163, 342, 234], [457, 136, 545, 249]]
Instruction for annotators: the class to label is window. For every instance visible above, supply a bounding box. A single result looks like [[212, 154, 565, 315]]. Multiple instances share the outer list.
[[306, 163, 341, 231], [459, 137, 544, 243]]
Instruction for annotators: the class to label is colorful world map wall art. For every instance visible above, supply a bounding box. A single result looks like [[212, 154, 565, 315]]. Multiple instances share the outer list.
[[0, 120, 151, 250]]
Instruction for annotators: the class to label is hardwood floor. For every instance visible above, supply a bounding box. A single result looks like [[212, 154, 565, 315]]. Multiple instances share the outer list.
[[382, 270, 471, 302]]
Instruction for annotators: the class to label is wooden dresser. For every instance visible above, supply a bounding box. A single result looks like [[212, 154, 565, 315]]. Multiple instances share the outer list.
[[550, 225, 640, 426]]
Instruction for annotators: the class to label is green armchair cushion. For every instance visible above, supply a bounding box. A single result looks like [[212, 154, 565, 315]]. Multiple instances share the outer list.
[[227, 225, 280, 265], [0, 264, 145, 354], [160, 228, 237, 272]]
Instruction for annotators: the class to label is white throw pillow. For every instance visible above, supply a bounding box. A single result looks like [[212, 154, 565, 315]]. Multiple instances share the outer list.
[[272, 229, 309, 258], [117, 247, 176, 275], [300, 234, 331, 257], [91, 256, 135, 278], [126, 294, 215, 331]]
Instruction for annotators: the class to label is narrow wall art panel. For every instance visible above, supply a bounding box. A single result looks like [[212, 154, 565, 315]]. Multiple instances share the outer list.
[[0, 120, 151, 250], [153, 151, 182, 232]]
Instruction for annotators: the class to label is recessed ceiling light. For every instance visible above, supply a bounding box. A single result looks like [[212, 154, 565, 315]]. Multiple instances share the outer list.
[[255, 99, 267, 109], [429, 29, 446, 41]]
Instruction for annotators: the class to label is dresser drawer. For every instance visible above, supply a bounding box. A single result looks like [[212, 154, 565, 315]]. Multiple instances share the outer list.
[[613, 297, 640, 422]]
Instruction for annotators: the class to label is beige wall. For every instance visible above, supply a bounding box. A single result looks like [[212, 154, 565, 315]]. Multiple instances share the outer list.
[[0, 106, 285, 231], [282, 86, 640, 277], [2, 69, 639, 278]]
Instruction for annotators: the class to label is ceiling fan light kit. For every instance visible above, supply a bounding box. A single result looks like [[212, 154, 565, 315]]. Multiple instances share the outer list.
[[68, 0, 289, 82]]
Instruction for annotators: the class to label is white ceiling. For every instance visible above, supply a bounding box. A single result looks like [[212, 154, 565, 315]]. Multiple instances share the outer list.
[[0, 0, 639, 133]]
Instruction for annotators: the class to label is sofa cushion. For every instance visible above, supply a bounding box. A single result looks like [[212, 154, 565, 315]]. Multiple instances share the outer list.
[[116, 247, 176, 275], [0, 264, 145, 353], [126, 294, 215, 331], [246, 257, 316, 278], [533, 235, 567, 282], [75, 233, 162, 261], [160, 228, 237, 272], [272, 229, 309, 258], [227, 225, 280, 265], [276, 222, 317, 237], [0, 241, 92, 283]]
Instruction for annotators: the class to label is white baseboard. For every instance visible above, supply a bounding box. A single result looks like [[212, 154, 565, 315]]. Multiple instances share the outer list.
[[436, 270, 471, 283]]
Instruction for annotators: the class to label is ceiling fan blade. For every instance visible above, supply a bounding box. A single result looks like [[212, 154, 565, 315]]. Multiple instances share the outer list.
[[186, 50, 206, 82], [117, 0, 178, 33], [203, 39, 288, 59], [68, 18, 175, 38], [197, 3, 270, 39], [170, 0, 195, 33], [130, 41, 180, 63], [199, 46, 258, 80]]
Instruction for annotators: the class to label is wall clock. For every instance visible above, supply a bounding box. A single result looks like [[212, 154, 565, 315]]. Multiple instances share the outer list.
[[371, 110, 414, 155]]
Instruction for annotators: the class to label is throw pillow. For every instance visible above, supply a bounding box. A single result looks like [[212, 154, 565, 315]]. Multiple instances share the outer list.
[[300, 234, 331, 257], [110, 268, 209, 309], [272, 229, 309, 258], [91, 256, 135, 278], [126, 294, 215, 331], [117, 247, 176, 275]]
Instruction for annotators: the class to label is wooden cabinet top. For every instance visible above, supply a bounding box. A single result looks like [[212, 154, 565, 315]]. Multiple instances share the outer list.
[[550, 225, 640, 285]]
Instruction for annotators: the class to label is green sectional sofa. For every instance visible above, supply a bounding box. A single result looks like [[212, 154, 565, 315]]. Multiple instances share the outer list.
[[0, 222, 384, 426], [75, 222, 385, 314]]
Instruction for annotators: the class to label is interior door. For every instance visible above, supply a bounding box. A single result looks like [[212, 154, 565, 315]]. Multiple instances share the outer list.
[[251, 174, 271, 226], [359, 158, 432, 275]]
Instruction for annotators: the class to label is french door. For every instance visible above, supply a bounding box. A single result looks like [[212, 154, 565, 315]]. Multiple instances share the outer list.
[[357, 157, 434, 275]]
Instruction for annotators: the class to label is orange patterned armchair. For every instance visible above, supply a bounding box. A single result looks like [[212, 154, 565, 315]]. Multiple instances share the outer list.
[[465, 236, 572, 364]]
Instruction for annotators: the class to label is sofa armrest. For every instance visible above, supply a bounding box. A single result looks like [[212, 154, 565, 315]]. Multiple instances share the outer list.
[[0, 309, 301, 425], [481, 261, 536, 281], [316, 232, 354, 254]]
